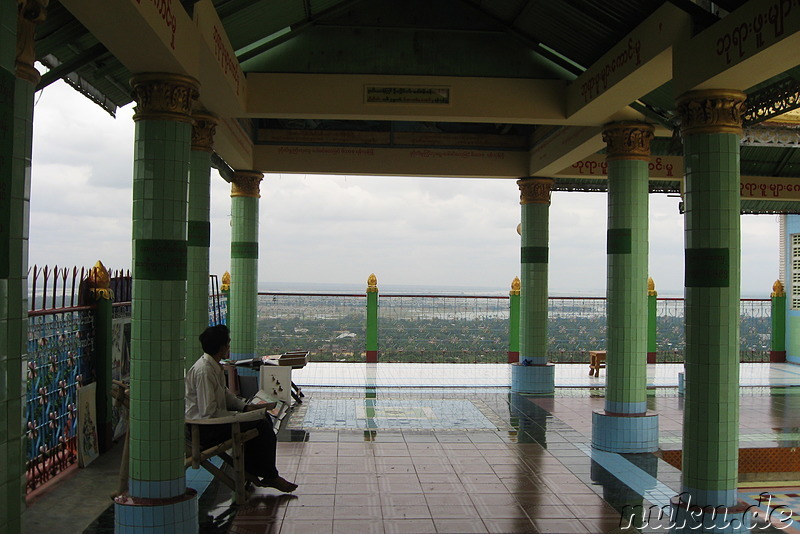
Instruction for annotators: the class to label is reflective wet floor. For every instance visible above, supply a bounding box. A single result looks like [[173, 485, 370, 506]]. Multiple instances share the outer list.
[[30, 363, 800, 533]]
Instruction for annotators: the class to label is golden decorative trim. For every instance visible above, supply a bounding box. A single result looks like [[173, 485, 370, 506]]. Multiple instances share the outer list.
[[221, 271, 231, 292], [648, 276, 657, 297], [677, 89, 747, 136], [16, 0, 48, 84], [191, 112, 218, 152], [517, 178, 555, 205], [772, 279, 785, 298], [510, 276, 521, 296], [230, 171, 263, 198], [367, 273, 378, 293], [130, 73, 199, 123], [88, 260, 114, 301], [602, 122, 654, 161]]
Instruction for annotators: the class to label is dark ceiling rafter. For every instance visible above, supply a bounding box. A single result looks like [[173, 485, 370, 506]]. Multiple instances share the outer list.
[[36, 42, 109, 91], [234, 0, 371, 63], [456, 0, 586, 76], [508, 0, 533, 27], [707, 0, 749, 15], [666, 0, 721, 34], [214, 0, 262, 19]]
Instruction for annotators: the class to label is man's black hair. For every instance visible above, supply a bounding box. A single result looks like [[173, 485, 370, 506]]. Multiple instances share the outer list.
[[199, 325, 230, 355]]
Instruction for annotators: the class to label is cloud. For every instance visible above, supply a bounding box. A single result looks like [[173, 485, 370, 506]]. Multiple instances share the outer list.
[[29, 80, 780, 297]]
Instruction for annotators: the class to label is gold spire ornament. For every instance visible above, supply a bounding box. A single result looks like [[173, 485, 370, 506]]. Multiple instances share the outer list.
[[648, 277, 657, 297], [88, 260, 114, 300], [221, 271, 231, 292], [510, 277, 521, 296], [772, 280, 785, 298], [367, 273, 378, 293]]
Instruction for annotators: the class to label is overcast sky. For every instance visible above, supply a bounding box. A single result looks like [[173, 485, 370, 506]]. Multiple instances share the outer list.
[[29, 80, 781, 297]]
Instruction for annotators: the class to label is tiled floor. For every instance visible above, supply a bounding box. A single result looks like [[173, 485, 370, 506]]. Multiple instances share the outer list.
[[28, 363, 800, 533]]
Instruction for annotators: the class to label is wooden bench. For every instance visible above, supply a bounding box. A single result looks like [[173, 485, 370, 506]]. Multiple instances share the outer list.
[[589, 350, 606, 377]]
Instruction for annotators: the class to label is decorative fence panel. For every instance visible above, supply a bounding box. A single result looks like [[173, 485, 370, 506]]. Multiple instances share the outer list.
[[26, 309, 93, 492], [25, 265, 94, 493], [25, 266, 135, 494]]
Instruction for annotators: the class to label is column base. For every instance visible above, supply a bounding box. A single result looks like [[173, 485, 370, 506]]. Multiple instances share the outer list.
[[366, 350, 378, 363], [647, 351, 657, 364], [115, 489, 197, 533], [511, 362, 554, 395], [592, 410, 658, 453], [669, 495, 755, 533], [507, 351, 519, 364]]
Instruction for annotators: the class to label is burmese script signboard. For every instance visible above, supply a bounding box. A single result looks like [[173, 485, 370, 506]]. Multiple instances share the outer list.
[[556, 154, 683, 180], [558, 155, 800, 202], [365, 85, 450, 105]]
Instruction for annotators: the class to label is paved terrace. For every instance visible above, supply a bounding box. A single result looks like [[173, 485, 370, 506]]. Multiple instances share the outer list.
[[23, 363, 800, 534]]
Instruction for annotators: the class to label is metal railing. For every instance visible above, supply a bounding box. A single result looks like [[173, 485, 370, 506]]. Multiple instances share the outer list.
[[256, 292, 772, 363]]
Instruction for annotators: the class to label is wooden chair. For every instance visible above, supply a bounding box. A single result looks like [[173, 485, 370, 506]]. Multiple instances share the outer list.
[[113, 379, 270, 505], [589, 350, 607, 377], [184, 409, 267, 505]]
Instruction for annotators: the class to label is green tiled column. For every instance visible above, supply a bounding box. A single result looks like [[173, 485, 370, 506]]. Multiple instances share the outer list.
[[115, 73, 199, 532], [229, 171, 262, 361], [366, 274, 379, 363], [508, 277, 521, 363], [592, 122, 658, 454], [186, 112, 217, 370], [771, 280, 786, 362], [671, 89, 749, 531], [511, 178, 555, 395], [647, 278, 657, 364], [604, 122, 652, 415], [1, 4, 43, 532]]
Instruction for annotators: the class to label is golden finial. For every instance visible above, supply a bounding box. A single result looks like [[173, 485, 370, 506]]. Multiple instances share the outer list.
[[88, 260, 113, 300], [221, 271, 231, 292], [367, 273, 378, 293], [772, 280, 785, 298], [647, 277, 657, 297], [510, 277, 521, 296]]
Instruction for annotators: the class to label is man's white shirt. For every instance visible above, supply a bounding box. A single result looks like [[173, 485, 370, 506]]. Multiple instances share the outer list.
[[185, 353, 245, 419]]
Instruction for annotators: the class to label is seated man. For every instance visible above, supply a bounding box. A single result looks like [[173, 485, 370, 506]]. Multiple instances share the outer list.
[[185, 325, 297, 492]]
